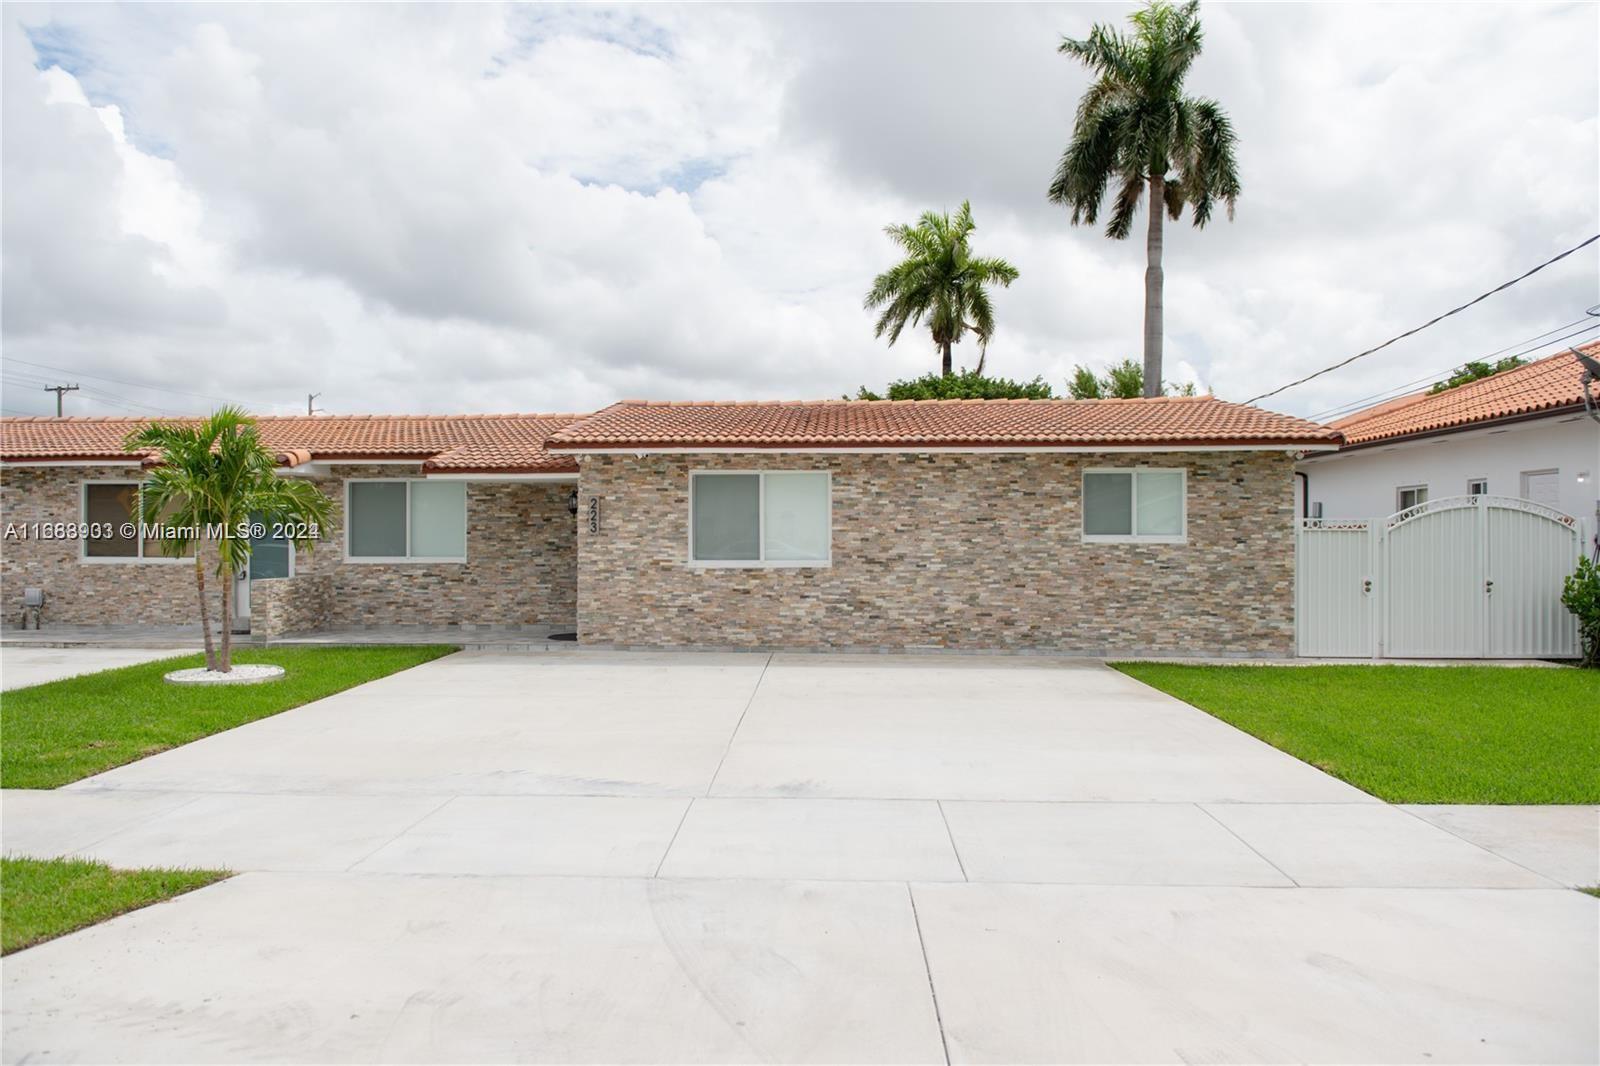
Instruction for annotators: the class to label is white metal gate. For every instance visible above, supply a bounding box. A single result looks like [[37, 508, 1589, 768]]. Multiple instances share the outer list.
[[1297, 495, 1583, 658]]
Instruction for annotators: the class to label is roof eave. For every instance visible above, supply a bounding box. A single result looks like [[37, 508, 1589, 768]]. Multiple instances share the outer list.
[[1335, 401, 1589, 452], [0, 455, 147, 466], [549, 439, 1343, 454], [418, 466, 578, 478]]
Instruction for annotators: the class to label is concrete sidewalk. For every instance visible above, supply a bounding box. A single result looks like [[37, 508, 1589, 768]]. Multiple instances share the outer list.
[[0, 645, 195, 690], [5, 789, 1588, 889]]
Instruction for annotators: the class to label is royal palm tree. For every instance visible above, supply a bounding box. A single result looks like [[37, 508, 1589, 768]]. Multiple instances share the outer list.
[[864, 201, 1019, 377], [1048, 0, 1240, 396], [126, 407, 333, 673]]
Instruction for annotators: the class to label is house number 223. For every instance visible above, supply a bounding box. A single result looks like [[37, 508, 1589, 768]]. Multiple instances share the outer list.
[[586, 496, 601, 535]]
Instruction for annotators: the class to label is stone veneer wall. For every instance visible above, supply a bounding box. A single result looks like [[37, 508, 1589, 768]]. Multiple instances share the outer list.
[[1, 464, 209, 627], [0, 463, 577, 630], [575, 451, 1297, 654], [248, 574, 332, 638], [290, 465, 577, 629]]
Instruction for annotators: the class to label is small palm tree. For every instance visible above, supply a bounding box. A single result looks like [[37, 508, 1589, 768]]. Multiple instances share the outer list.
[[125, 407, 333, 673], [1048, 0, 1240, 397], [864, 201, 1020, 377]]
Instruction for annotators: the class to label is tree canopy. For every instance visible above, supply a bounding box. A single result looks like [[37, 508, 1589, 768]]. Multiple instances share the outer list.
[[864, 201, 1019, 377], [1068, 359, 1197, 399], [1429, 356, 1527, 394], [1048, 0, 1240, 240], [1048, 0, 1239, 397], [854, 371, 1054, 401]]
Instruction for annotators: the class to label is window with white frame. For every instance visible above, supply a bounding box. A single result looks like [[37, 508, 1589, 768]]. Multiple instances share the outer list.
[[1466, 477, 1488, 496], [81, 482, 190, 562], [346, 480, 467, 561], [1081, 468, 1186, 542], [689, 471, 830, 566], [1396, 484, 1428, 511]]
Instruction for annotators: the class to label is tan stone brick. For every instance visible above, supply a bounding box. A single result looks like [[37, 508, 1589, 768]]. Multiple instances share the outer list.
[[574, 452, 1296, 655]]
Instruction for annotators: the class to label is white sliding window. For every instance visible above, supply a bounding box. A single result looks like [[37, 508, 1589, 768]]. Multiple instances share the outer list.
[[1081, 468, 1186, 543], [346, 480, 467, 562], [689, 471, 831, 566]]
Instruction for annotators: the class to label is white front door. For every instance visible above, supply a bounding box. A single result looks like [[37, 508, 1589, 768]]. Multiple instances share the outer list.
[[1521, 469, 1559, 509]]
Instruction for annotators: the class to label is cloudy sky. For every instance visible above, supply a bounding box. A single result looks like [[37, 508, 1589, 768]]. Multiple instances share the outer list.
[[2, 2, 1596, 422]]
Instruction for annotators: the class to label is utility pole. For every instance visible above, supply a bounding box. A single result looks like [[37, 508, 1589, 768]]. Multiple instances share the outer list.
[[307, 392, 321, 416], [43, 384, 79, 417]]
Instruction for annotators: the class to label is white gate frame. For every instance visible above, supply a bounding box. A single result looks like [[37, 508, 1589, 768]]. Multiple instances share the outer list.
[[1297, 495, 1585, 659]]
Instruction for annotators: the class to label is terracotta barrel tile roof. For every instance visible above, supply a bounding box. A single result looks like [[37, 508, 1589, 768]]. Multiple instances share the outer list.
[[0, 414, 582, 474], [547, 395, 1342, 450], [1330, 344, 1597, 446]]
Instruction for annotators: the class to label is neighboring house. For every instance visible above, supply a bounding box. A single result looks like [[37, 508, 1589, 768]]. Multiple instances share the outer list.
[[0, 415, 580, 637], [1296, 346, 1600, 535], [0, 396, 1341, 654]]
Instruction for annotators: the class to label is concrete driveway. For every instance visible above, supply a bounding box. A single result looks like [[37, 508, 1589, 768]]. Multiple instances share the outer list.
[[2, 651, 1595, 1063]]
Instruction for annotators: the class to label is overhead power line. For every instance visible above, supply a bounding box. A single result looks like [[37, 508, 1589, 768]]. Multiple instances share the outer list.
[[1, 369, 178, 416], [0, 355, 246, 407], [1243, 233, 1600, 405]]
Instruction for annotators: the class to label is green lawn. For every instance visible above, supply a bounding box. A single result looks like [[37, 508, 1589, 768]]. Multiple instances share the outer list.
[[1112, 664, 1600, 804], [1, 856, 228, 954], [1, 645, 456, 789]]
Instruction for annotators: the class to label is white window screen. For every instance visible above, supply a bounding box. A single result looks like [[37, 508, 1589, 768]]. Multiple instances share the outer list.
[[1083, 473, 1133, 536], [349, 482, 408, 557], [692, 475, 760, 561], [762, 473, 830, 561], [410, 481, 467, 558]]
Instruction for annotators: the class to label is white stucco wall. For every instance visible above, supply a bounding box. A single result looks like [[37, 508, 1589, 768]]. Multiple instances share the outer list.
[[1295, 413, 1600, 530]]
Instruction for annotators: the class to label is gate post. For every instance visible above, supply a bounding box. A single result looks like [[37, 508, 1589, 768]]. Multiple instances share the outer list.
[[1476, 493, 1489, 658], [1371, 522, 1384, 660]]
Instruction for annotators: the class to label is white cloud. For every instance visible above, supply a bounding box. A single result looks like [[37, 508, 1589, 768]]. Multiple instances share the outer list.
[[2, 3, 1595, 421]]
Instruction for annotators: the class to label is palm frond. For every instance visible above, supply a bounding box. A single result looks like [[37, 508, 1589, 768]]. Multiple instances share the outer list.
[[1135, 0, 1204, 91], [1163, 173, 1186, 220], [1106, 171, 1146, 240], [1048, 101, 1131, 226], [1058, 22, 1138, 85], [966, 285, 997, 346], [966, 256, 1020, 287]]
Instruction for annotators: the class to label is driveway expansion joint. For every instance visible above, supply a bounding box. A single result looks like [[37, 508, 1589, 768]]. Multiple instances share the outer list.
[[935, 800, 969, 882], [1391, 803, 1568, 888], [652, 798, 696, 878], [703, 652, 772, 797], [1195, 801, 1302, 887], [906, 883, 953, 1066], [343, 794, 461, 872]]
